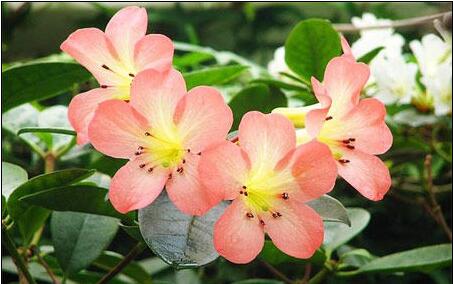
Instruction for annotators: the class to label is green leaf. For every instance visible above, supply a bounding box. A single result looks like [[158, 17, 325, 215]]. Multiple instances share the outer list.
[[174, 52, 214, 68], [119, 222, 144, 242], [138, 192, 227, 268], [285, 19, 341, 82], [138, 257, 171, 276], [19, 184, 132, 221], [357, 47, 384, 64], [183, 65, 248, 89], [2, 62, 91, 112], [51, 211, 118, 276], [17, 127, 76, 136], [1, 162, 28, 200], [7, 169, 94, 243], [356, 244, 452, 274], [323, 208, 370, 252], [94, 251, 152, 284], [259, 240, 326, 266], [175, 270, 201, 284], [307, 195, 350, 225], [250, 79, 309, 92], [338, 247, 375, 269], [232, 280, 284, 284], [229, 84, 287, 130]]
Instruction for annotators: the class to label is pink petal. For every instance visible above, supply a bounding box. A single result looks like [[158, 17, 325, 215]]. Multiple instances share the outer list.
[[335, 98, 393, 155], [105, 6, 147, 67], [323, 56, 370, 117], [175, 86, 233, 153], [262, 200, 324, 259], [290, 140, 337, 202], [199, 141, 251, 201], [60, 28, 123, 85], [338, 149, 391, 201], [214, 199, 264, 264], [109, 158, 168, 213], [340, 35, 355, 60], [305, 107, 329, 138], [68, 87, 117, 145], [166, 155, 221, 216], [134, 34, 174, 72], [239, 111, 296, 170], [130, 68, 186, 131], [88, 100, 148, 159]]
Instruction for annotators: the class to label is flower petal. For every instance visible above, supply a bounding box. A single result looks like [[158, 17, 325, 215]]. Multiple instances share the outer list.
[[214, 199, 264, 264], [109, 158, 168, 213], [340, 35, 355, 60], [239, 111, 296, 171], [262, 200, 323, 259], [166, 155, 221, 216], [335, 98, 393, 155], [175, 86, 233, 153], [199, 141, 251, 200], [323, 56, 370, 117], [134, 34, 174, 72], [88, 100, 148, 159], [338, 149, 391, 201], [60, 28, 123, 85], [130, 68, 186, 132], [290, 140, 337, 202], [105, 6, 147, 69], [68, 87, 117, 145]]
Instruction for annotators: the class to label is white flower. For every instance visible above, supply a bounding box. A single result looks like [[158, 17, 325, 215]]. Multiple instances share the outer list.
[[351, 13, 405, 60], [410, 34, 452, 78], [267, 46, 296, 82], [425, 62, 452, 116], [371, 55, 418, 105]]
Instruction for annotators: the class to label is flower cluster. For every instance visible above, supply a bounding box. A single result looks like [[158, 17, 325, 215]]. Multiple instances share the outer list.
[[64, 6, 392, 264]]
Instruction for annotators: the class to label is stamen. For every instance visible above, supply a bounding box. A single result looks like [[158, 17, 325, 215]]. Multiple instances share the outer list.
[[342, 139, 350, 144], [138, 146, 144, 150], [145, 132, 152, 136], [239, 191, 244, 194], [148, 167, 154, 173], [272, 212, 279, 218], [346, 145, 355, 150], [101, 64, 111, 71], [243, 191, 248, 197], [277, 212, 282, 217], [197, 152, 202, 156], [246, 213, 254, 218], [182, 159, 186, 164], [242, 186, 247, 189], [325, 116, 333, 121], [349, 138, 356, 142], [129, 73, 135, 77], [168, 173, 172, 179], [139, 164, 146, 168], [187, 149, 191, 153], [100, 85, 108, 89], [135, 151, 141, 156], [282, 192, 289, 200], [339, 159, 350, 164], [260, 220, 265, 226], [176, 167, 184, 174]]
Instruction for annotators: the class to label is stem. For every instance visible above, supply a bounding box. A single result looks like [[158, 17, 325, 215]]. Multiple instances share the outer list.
[[308, 267, 330, 284], [44, 153, 56, 173], [260, 260, 296, 284], [32, 246, 60, 284], [334, 11, 451, 33], [301, 263, 312, 284], [95, 242, 147, 284], [424, 155, 452, 241], [2, 223, 37, 284]]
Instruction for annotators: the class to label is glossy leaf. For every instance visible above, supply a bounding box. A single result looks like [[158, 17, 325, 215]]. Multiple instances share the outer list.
[[357, 244, 452, 274], [2, 162, 28, 200], [285, 19, 341, 82], [7, 169, 94, 243], [18, 127, 76, 136], [357, 46, 384, 64], [183, 65, 248, 89], [323, 208, 370, 252], [138, 192, 227, 268], [307, 195, 351, 225], [259, 240, 326, 266], [229, 84, 287, 130], [1, 62, 91, 112], [51, 211, 119, 276]]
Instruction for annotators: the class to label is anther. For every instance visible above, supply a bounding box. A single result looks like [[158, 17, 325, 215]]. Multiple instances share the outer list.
[[187, 149, 191, 153], [325, 116, 333, 121], [135, 151, 141, 156], [182, 159, 186, 164], [346, 145, 355, 150], [339, 159, 350, 164], [148, 167, 154, 173], [342, 139, 350, 144], [145, 132, 152, 136], [282, 192, 289, 200], [349, 138, 356, 142], [168, 173, 172, 179], [242, 186, 247, 189], [137, 146, 144, 150], [272, 212, 279, 218], [139, 164, 146, 168], [128, 73, 135, 77], [277, 212, 282, 217], [197, 152, 202, 156], [243, 191, 248, 197], [239, 191, 243, 194], [246, 213, 254, 218], [101, 64, 111, 70], [177, 167, 184, 174], [100, 85, 108, 89], [260, 220, 265, 226]]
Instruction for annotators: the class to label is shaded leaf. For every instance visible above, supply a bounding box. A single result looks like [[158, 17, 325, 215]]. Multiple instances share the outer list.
[[259, 240, 326, 266], [183, 65, 248, 89], [357, 46, 384, 64], [18, 127, 76, 136], [138, 192, 227, 268], [2, 162, 28, 200], [307, 195, 350, 225]]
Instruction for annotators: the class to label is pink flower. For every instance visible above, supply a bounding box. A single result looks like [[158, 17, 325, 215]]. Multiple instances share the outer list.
[[61, 6, 174, 144], [88, 68, 233, 215], [301, 38, 393, 201], [199, 111, 337, 264]]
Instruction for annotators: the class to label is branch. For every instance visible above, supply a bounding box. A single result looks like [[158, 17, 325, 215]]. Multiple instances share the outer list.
[[31, 246, 60, 284], [334, 11, 452, 33], [1, 223, 37, 284], [261, 260, 296, 284], [95, 242, 147, 284]]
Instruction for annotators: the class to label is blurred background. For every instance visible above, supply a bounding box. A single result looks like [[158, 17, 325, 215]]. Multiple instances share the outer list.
[[2, 2, 452, 284]]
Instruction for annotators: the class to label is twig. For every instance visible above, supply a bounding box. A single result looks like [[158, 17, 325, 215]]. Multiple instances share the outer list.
[[95, 242, 147, 284], [1, 223, 37, 284], [424, 155, 452, 241], [334, 11, 451, 33], [31, 246, 60, 284], [261, 260, 296, 284], [301, 263, 312, 284], [308, 267, 330, 284]]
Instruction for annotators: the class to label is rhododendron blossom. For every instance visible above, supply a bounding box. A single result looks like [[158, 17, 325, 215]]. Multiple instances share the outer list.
[[88, 68, 232, 215], [200, 112, 337, 264], [278, 39, 393, 201], [61, 6, 174, 144]]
